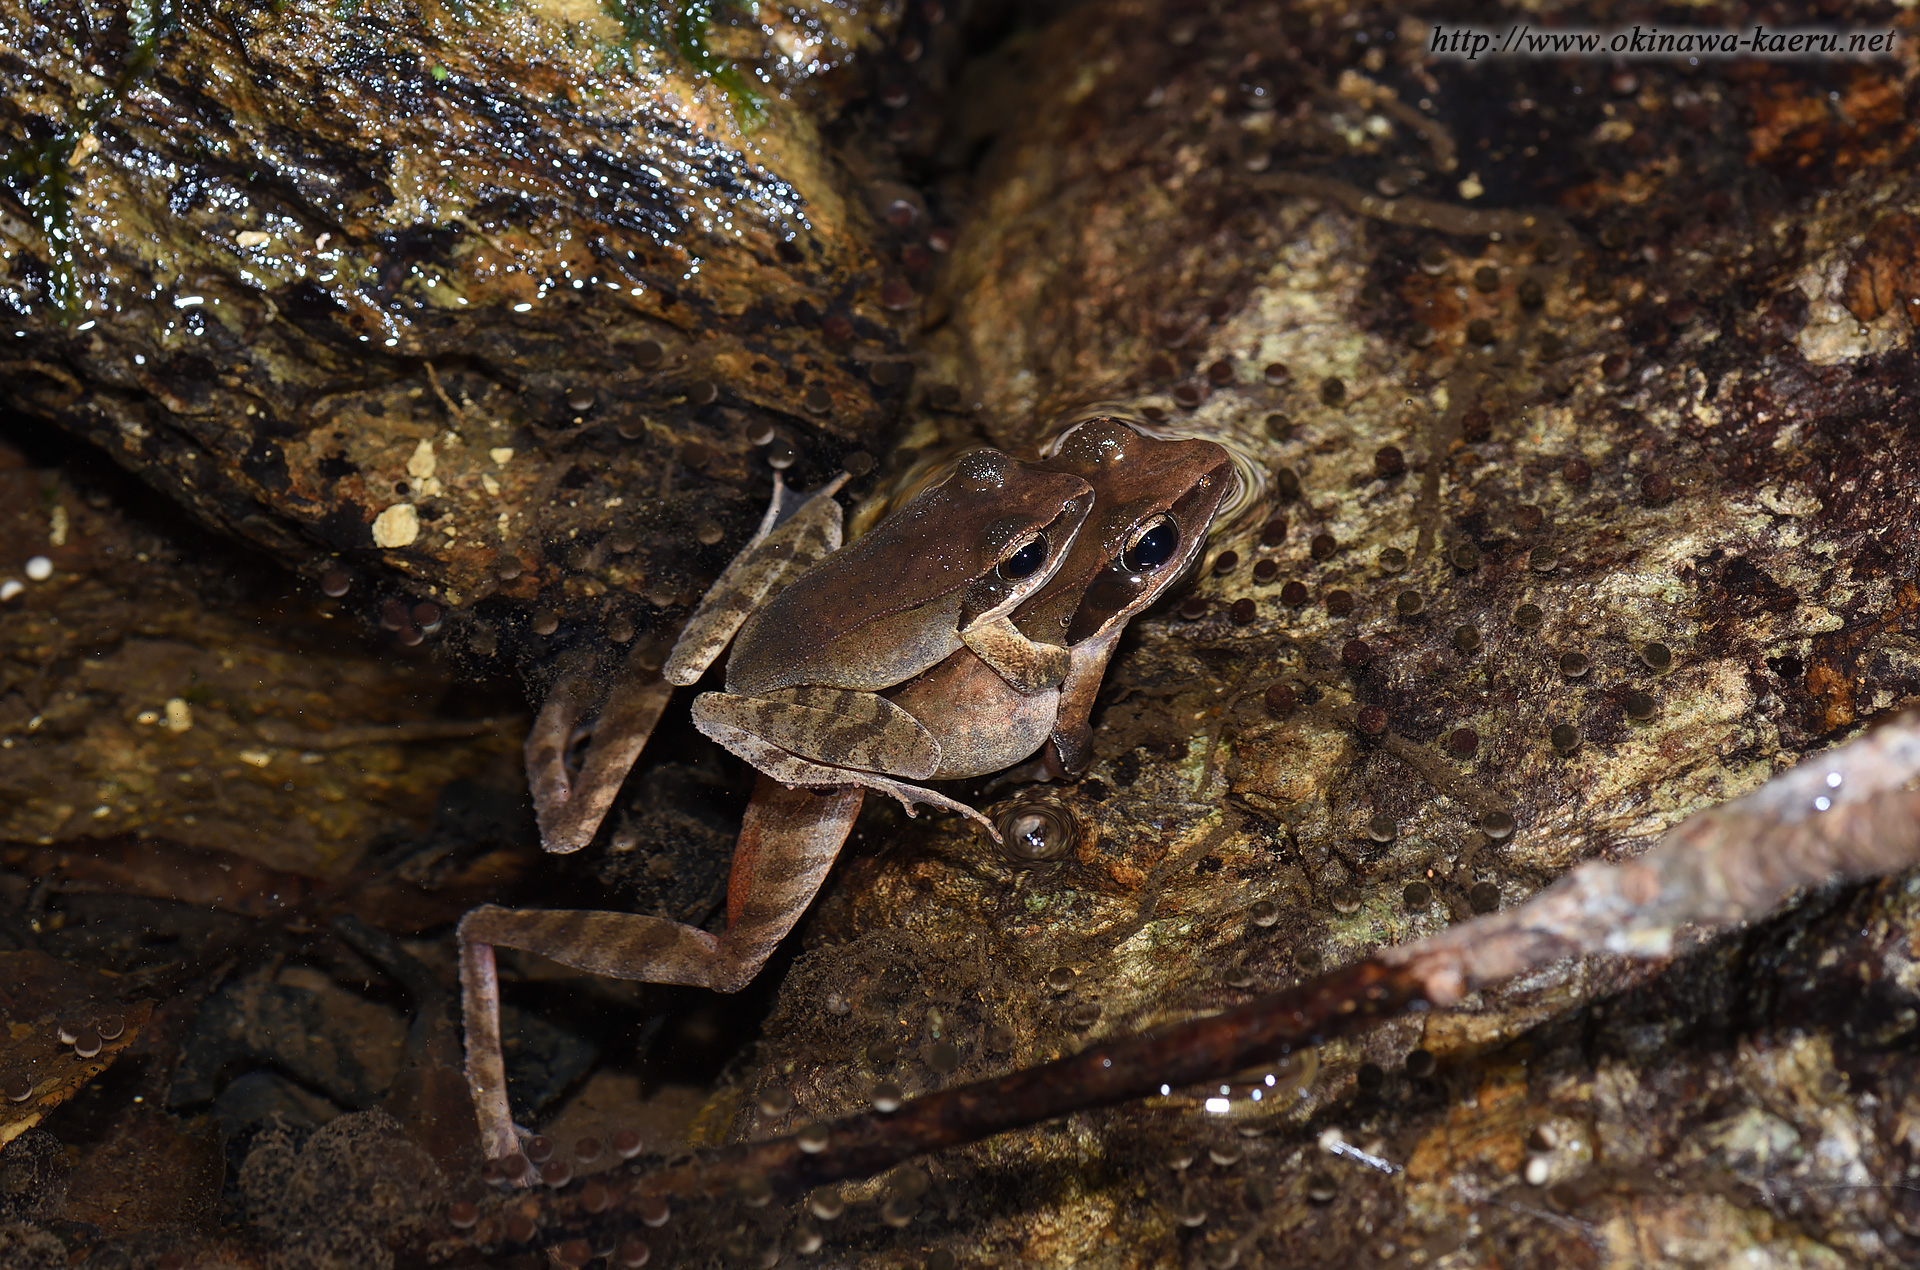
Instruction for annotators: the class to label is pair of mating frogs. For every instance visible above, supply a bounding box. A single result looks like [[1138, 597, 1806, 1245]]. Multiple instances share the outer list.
[[459, 417, 1235, 1162]]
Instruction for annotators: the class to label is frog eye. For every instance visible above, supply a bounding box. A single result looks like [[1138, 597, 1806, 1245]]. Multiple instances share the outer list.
[[1121, 516, 1180, 571], [998, 533, 1049, 580]]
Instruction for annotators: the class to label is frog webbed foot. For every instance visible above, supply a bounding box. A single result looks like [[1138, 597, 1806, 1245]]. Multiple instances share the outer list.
[[525, 665, 674, 855]]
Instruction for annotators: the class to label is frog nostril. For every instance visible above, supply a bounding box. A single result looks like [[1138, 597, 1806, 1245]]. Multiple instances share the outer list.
[[998, 534, 1049, 579]]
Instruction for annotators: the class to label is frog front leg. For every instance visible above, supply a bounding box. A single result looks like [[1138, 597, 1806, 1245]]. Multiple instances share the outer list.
[[960, 613, 1071, 695], [459, 777, 865, 1164]]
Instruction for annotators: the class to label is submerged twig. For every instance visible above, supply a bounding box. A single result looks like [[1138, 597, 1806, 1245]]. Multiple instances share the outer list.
[[411, 712, 1920, 1257], [1251, 171, 1575, 240]]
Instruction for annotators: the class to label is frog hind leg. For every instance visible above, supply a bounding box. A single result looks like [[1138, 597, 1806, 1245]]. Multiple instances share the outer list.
[[691, 702, 997, 837], [525, 662, 675, 854], [663, 472, 850, 687], [690, 685, 941, 780], [459, 776, 864, 1164], [960, 613, 1071, 695]]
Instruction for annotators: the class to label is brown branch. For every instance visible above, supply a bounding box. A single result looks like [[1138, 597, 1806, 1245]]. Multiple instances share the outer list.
[[1250, 171, 1575, 240], [404, 710, 1920, 1259]]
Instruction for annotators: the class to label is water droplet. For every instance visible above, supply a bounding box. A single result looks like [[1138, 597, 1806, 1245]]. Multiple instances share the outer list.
[[1264, 362, 1290, 386], [1641, 642, 1673, 672], [1405, 1048, 1436, 1077], [1212, 550, 1239, 575], [1559, 651, 1590, 678], [1514, 603, 1544, 630], [1528, 546, 1559, 573], [1448, 727, 1479, 757], [1311, 533, 1338, 560], [1046, 965, 1076, 992], [1329, 888, 1361, 915], [767, 440, 797, 470], [1258, 515, 1287, 547], [926, 1250, 956, 1270], [1466, 318, 1495, 346], [881, 1195, 918, 1227], [1378, 547, 1407, 573], [757, 1086, 795, 1117], [320, 568, 351, 597], [1306, 1172, 1338, 1203], [637, 1195, 671, 1226], [1402, 880, 1431, 909], [1374, 445, 1405, 478], [1449, 542, 1480, 571], [1514, 504, 1545, 533], [1473, 265, 1500, 293], [1225, 967, 1255, 988], [843, 450, 874, 477], [616, 1236, 652, 1267], [736, 1172, 773, 1207], [1178, 1199, 1209, 1226], [1263, 683, 1296, 717], [540, 1159, 572, 1187], [612, 1128, 643, 1158], [796, 1123, 830, 1153], [447, 1200, 479, 1229], [1550, 723, 1580, 754], [1395, 590, 1425, 618], [993, 800, 1076, 864], [1177, 594, 1210, 620], [1355, 704, 1387, 736], [1460, 407, 1492, 441], [927, 1040, 962, 1071], [1625, 691, 1658, 721], [1280, 580, 1309, 607], [1295, 947, 1323, 971], [792, 1227, 824, 1255], [1252, 559, 1279, 584], [1480, 810, 1515, 840], [1250, 899, 1280, 927], [531, 611, 559, 637], [582, 1180, 611, 1212], [1602, 352, 1631, 381], [1469, 881, 1501, 913], [504, 1213, 536, 1243], [1563, 457, 1592, 484], [1341, 639, 1374, 671], [555, 1238, 592, 1266], [871, 1080, 904, 1113], [1367, 813, 1396, 843], [1067, 1003, 1102, 1030], [4, 1075, 33, 1102], [1207, 359, 1235, 385], [1208, 1143, 1243, 1166], [1453, 624, 1482, 654], [1325, 589, 1354, 617], [867, 1039, 899, 1067], [525, 1136, 555, 1164]]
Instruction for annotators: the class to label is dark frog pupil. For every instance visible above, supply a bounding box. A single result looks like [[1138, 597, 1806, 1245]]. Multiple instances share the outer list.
[[1122, 518, 1179, 571], [999, 534, 1049, 579]]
